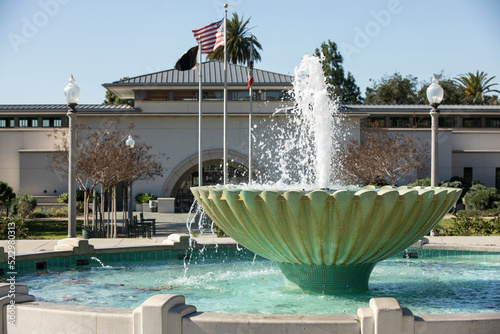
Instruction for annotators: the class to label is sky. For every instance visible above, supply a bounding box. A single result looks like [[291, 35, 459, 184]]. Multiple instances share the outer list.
[[1, 0, 499, 105]]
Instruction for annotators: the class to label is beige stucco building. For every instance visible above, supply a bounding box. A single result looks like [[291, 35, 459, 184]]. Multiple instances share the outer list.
[[1, 62, 500, 212]]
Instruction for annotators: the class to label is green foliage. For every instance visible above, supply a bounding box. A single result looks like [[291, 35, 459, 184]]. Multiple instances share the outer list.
[[0, 217, 30, 239], [454, 71, 500, 104], [0, 181, 15, 206], [313, 40, 362, 104], [417, 73, 468, 105], [433, 214, 500, 236], [58, 189, 98, 204], [11, 193, 37, 217], [365, 73, 419, 104], [207, 13, 262, 65], [29, 207, 68, 218], [408, 178, 431, 187], [103, 78, 134, 106], [463, 184, 499, 210], [135, 193, 157, 203], [57, 192, 68, 203]]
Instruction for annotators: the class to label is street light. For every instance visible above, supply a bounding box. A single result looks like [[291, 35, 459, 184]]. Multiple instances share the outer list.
[[64, 75, 80, 238], [125, 135, 136, 226], [426, 75, 444, 187]]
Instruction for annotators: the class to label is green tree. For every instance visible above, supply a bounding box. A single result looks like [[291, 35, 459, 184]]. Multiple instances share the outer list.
[[417, 73, 468, 105], [313, 40, 362, 104], [103, 77, 134, 106], [0, 181, 15, 216], [454, 71, 500, 104], [207, 13, 262, 65], [365, 73, 419, 104]]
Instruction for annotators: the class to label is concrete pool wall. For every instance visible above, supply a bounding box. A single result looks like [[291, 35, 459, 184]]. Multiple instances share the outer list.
[[1, 235, 499, 334]]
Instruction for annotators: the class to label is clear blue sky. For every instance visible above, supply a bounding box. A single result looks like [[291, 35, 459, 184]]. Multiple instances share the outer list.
[[1, 0, 499, 105]]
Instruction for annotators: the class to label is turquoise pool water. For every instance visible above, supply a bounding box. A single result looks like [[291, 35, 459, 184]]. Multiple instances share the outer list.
[[15, 252, 500, 315]]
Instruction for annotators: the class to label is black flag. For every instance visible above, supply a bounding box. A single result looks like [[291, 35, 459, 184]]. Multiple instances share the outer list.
[[175, 46, 198, 71]]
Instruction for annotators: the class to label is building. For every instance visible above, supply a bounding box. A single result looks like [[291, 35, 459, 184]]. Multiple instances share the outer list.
[[1, 61, 499, 213]]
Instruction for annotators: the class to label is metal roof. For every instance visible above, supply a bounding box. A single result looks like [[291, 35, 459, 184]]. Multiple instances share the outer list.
[[0, 104, 137, 112], [341, 104, 500, 113], [105, 61, 293, 87]]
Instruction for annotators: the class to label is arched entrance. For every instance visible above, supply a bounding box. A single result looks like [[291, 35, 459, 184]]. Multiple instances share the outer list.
[[173, 160, 248, 212], [162, 150, 262, 213]]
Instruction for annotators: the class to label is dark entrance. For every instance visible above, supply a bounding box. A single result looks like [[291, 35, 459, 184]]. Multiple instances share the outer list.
[[174, 161, 248, 213]]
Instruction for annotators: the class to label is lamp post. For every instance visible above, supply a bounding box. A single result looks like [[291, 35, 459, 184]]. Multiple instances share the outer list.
[[64, 75, 81, 238], [125, 135, 135, 226], [426, 75, 444, 187]]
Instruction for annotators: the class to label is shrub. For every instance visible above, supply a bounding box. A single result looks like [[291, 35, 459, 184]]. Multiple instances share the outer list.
[[408, 178, 431, 187], [11, 193, 37, 217], [463, 184, 499, 211], [0, 216, 30, 239], [135, 193, 157, 203], [57, 193, 68, 203], [433, 214, 500, 236]]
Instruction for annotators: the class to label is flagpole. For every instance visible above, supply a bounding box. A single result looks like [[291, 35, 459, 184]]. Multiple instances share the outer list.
[[223, 4, 228, 185], [198, 37, 203, 186], [248, 37, 253, 185]]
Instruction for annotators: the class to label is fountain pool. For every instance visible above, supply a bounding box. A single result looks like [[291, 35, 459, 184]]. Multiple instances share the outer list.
[[15, 249, 500, 315]]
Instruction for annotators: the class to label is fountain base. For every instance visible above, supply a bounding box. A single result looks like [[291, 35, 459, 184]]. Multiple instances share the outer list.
[[278, 262, 377, 292]]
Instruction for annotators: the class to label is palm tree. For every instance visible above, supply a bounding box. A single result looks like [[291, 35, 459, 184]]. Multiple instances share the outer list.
[[207, 13, 262, 65], [454, 71, 500, 104]]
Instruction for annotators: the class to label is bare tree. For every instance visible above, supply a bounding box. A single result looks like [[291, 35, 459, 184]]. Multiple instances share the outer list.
[[48, 119, 165, 237], [341, 124, 429, 186]]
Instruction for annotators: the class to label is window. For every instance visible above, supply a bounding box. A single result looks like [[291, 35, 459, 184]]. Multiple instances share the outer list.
[[265, 90, 290, 101], [367, 117, 386, 127], [439, 117, 455, 128], [485, 118, 500, 128], [415, 117, 431, 128], [464, 167, 473, 187], [18, 118, 38, 127], [463, 117, 481, 128], [173, 91, 197, 101], [231, 91, 250, 101], [390, 117, 409, 128], [42, 118, 63, 127], [0, 118, 13, 128], [203, 91, 223, 101], [145, 91, 170, 101]]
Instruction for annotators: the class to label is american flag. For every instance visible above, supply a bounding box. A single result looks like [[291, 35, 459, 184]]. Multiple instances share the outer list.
[[192, 19, 224, 54]]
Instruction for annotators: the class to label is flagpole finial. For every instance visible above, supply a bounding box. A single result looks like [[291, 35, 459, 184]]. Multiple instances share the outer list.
[[224, 3, 228, 8]]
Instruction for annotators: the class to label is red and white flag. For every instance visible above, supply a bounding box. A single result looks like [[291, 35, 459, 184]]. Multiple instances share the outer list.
[[248, 40, 254, 89], [192, 19, 224, 54]]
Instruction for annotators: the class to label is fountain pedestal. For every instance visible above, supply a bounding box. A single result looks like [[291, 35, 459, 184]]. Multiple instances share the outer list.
[[278, 263, 376, 291]]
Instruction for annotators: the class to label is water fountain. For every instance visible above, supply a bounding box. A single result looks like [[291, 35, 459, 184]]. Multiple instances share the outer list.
[[191, 55, 462, 292]]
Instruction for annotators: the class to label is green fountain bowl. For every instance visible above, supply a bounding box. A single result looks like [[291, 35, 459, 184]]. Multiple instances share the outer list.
[[191, 185, 462, 292]]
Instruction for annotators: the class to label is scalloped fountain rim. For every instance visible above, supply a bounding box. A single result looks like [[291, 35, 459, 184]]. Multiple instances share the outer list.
[[191, 185, 462, 291]]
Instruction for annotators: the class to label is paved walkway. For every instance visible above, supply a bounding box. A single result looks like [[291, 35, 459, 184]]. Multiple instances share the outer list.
[[2, 212, 500, 254]]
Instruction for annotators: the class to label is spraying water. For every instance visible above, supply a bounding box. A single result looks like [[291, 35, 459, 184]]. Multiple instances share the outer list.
[[253, 55, 348, 189]]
